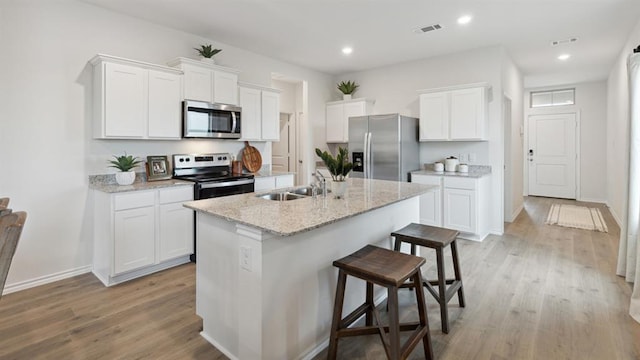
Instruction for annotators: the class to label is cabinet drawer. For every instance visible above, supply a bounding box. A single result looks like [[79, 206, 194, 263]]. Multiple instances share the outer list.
[[159, 186, 193, 204], [411, 174, 442, 186], [444, 177, 476, 190], [114, 191, 155, 211]]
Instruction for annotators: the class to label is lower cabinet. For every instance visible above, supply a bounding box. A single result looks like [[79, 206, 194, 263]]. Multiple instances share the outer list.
[[93, 185, 194, 286], [254, 174, 295, 192], [411, 174, 490, 241]]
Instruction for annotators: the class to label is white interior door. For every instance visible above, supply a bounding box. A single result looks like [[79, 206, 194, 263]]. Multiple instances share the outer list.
[[527, 113, 576, 199], [272, 113, 292, 173]]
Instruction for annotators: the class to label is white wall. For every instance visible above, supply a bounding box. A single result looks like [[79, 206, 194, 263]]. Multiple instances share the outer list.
[[0, 0, 333, 291], [607, 18, 640, 225], [502, 53, 525, 222], [524, 81, 608, 203], [335, 46, 506, 234]]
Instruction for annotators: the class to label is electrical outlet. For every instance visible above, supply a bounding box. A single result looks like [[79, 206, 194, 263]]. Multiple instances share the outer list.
[[240, 246, 252, 271], [469, 153, 477, 163], [459, 153, 467, 163]]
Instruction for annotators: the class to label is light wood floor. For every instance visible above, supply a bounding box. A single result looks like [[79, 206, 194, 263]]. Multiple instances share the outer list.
[[1, 196, 639, 359]]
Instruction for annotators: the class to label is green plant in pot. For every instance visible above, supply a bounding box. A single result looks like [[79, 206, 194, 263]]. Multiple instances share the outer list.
[[315, 147, 352, 198], [337, 80, 359, 100], [194, 44, 222, 63], [108, 153, 141, 186]]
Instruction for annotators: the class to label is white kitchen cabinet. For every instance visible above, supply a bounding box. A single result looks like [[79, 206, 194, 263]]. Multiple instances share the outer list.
[[90, 54, 183, 140], [93, 184, 194, 286], [410, 174, 442, 227], [238, 83, 281, 141], [418, 83, 490, 141], [411, 173, 490, 241], [167, 57, 240, 105], [254, 174, 295, 192], [326, 98, 374, 143]]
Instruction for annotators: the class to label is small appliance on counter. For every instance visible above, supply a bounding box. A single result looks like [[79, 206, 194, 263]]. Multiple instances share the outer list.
[[458, 164, 469, 173], [433, 162, 444, 172], [444, 156, 459, 172]]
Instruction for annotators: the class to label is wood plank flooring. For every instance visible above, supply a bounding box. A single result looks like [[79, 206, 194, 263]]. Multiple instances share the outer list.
[[1, 196, 639, 359]]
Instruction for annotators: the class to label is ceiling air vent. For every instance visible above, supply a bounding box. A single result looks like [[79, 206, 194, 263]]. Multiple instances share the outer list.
[[551, 37, 578, 46], [414, 24, 442, 34]]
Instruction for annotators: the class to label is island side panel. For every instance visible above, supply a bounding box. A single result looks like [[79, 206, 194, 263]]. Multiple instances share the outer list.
[[261, 197, 420, 359]]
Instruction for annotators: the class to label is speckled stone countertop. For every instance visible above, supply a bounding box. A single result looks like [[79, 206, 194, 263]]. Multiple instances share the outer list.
[[412, 164, 491, 178], [89, 173, 193, 193], [183, 178, 436, 237]]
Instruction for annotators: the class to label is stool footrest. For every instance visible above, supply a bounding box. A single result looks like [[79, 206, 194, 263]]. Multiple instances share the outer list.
[[424, 280, 463, 303], [340, 303, 370, 329]]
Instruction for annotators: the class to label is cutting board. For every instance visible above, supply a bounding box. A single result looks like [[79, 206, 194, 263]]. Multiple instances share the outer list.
[[242, 141, 262, 173]]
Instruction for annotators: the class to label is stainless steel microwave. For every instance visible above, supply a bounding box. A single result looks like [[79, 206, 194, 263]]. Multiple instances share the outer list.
[[183, 100, 242, 139]]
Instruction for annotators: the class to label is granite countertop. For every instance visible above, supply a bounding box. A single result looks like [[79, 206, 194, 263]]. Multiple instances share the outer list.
[[183, 178, 436, 237], [412, 164, 492, 178], [89, 173, 193, 193]]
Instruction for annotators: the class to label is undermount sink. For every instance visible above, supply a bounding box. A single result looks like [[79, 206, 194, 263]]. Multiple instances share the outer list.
[[256, 186, 331, 201], [257, 192, 307, 201]]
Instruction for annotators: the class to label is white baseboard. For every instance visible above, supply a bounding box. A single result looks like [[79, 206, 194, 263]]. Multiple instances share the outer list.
[[578, 197, 606, 204], [507, 204, 524, 222], [606, 201, 623, 228], [2, 265, 92, 296]]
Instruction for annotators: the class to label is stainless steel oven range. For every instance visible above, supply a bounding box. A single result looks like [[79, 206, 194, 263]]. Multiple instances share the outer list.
[[172, 153, 255, 261]]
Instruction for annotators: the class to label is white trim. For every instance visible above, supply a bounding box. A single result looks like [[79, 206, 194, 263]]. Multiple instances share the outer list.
[[577, 197, 607, 204], [606, 201, 624, 228], [200, 331, 239, 360], [507, 203, 524, 223], [238, 81, 281, 93], [417, 81, 491, 94], [2, 265, 92, 295], [166, 57, 241, 74], [89, 54, 183, 74], [490, 230, 504, 236]]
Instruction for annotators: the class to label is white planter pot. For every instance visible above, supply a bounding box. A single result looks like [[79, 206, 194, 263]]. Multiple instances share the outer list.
[[342, 94, 352, 101], [115, 171, 136, 186], [331, 180, 348, 199], [201, 57, 215, 64]]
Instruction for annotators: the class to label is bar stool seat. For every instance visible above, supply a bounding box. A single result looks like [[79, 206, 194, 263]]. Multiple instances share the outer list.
[[328, 245, 433, 360], [391, 223, 465, 334]]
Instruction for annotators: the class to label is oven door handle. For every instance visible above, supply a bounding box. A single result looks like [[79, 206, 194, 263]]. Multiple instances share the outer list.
[[199, 179, 254, 189]]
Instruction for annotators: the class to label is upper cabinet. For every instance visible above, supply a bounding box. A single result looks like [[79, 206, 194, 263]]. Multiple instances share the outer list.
[[90, 54, 183, 140], [418, 83, 491, 141], [167, 57, 240, 105], [238, 82, 281, 141], [326, 98, 375, 143]]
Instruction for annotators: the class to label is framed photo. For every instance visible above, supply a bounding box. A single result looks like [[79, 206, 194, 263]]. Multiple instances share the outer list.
[[146, 155, 172, 181]]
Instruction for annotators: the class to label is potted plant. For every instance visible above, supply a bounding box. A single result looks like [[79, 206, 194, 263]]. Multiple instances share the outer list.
[[315, 147, 353, 198], [194, 44, 222, 64], [108, 153, 142, 186], [337, 80, 359, 100]]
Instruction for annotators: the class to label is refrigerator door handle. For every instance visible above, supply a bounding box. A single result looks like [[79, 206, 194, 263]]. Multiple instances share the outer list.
[[367, 132, 373, 179], [363, 133, 368, 178]]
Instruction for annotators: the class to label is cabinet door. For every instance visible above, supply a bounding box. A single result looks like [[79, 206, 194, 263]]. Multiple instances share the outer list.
[[104, 63, 146, 138], [183, 65, 212, 102], [443, 187, 476, 233], [114, 206, 155, 274], [450, 87, 485, 140], [326, 104, 344, 143], [254, 177, 276, 191], [261, 90, 280, 141], [342, 101, 366, 142], [412, 175, 442, 226], [159, 202, 194, 261], [213, 71, 238, 105], [419, 92, 449, 141], [148, 70, 182, 139], [275, 174, 294, 189], [239, 87, 262, 140]]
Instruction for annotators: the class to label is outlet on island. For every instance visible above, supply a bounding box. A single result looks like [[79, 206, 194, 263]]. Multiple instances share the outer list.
[[240, 246, 252, 271]]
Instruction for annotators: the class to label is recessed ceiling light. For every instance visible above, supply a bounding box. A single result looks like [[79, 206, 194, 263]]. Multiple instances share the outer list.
[[342, 47, 353, 55], [558, 54, 571, 61], [457, 15, 472, 25]]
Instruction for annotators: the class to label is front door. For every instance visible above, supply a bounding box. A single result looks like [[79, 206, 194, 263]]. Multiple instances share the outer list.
[[527, 113, 576, 199]]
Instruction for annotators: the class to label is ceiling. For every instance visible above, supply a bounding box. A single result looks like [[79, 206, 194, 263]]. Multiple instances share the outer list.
[[83, 0, 640, 87]]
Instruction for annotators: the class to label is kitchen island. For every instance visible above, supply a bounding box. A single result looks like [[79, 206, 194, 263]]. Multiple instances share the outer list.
[[183, 178, 436, 360]]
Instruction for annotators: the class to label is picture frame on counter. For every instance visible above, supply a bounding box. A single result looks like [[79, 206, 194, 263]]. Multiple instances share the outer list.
[[146, 155, 171, 181]]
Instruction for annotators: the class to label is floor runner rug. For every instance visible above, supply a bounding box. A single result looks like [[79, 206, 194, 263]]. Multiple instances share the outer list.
[[545, 204, 608, 232]]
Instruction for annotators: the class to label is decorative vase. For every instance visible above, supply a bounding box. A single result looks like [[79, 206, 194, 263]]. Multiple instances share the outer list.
[[115, 171, 136, 186], [331, 180, 348, 199], [342, 94, 352, 101]]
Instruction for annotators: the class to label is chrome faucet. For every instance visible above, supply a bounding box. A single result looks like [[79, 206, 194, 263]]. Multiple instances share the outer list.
[[311, 170, 327, 198]]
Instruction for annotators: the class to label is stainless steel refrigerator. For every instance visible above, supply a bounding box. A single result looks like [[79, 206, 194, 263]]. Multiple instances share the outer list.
[[348, 114, 419, 182]]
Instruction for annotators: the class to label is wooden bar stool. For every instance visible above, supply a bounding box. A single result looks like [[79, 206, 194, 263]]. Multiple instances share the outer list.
[[328, 245, 433, 360], [391, 223, 465, 334]]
